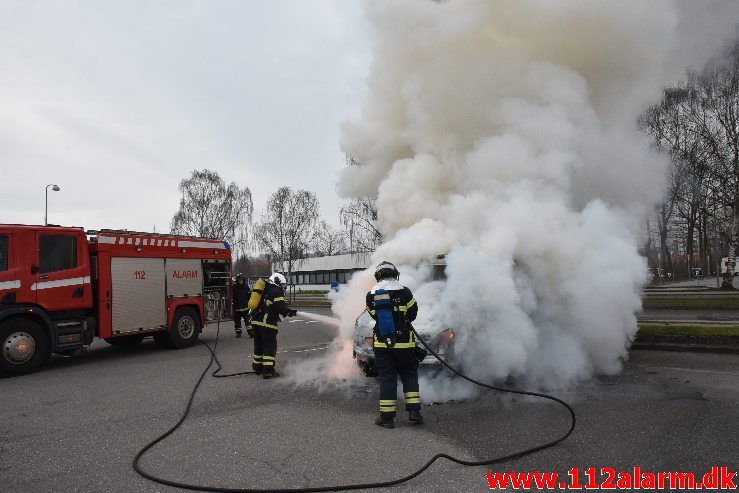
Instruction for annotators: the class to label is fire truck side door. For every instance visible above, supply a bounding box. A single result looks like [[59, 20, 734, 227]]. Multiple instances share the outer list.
[[0, 230, 20, 305], [33, 231, 91, 313], [111, 257, 166, 333]]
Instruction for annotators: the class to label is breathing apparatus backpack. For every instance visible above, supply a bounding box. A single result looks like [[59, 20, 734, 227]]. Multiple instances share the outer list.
[[248, 278, 266, 311], [373, 289, 396, 347]]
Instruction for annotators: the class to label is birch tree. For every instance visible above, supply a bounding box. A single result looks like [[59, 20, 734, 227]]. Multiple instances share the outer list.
[[311, 220, 348, 256], [170, 169, 253, 255], [253, 187, 319, 279]]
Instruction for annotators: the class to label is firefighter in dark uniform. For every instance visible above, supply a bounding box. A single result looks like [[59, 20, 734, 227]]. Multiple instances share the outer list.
[[250, 273, 296, 379], [366, 261, 423, 428], [232, 273, 252, 338]]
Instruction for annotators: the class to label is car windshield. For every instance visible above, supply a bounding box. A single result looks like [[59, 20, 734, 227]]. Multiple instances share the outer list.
[[354, 310, 375, 336]]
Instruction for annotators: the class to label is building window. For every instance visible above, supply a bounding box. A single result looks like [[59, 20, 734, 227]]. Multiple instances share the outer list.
[[40, 235, 77, 273]]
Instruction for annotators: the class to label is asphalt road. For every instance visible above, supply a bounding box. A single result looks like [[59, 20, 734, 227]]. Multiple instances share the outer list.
[[1, 313, 737, 493]]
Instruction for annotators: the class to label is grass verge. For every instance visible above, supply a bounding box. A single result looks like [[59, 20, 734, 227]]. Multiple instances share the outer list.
[[637, 324, 739, 337]]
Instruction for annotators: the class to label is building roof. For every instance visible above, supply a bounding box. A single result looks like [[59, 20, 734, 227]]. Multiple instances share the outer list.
[[279, 252, 373, 273]]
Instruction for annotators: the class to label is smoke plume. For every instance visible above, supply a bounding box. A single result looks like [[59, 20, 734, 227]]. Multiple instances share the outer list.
[[330, 0, 689, 392]]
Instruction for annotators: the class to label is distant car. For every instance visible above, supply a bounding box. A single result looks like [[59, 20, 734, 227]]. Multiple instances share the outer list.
[[352, 309, 455, 377]]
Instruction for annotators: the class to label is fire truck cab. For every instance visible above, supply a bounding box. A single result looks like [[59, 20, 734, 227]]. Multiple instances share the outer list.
[[0, 224, 232, 377]]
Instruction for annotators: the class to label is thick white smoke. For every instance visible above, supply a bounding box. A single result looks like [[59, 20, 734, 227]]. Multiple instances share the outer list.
[[330, 0, 685, 391]]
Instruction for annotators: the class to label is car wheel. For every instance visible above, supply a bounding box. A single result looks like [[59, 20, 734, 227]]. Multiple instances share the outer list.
[[158, 307, 200, 349], [104, 334, 145, 346], [0, 318, 49, 377]]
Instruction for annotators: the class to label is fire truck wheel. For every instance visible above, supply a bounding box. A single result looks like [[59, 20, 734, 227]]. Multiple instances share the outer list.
[[0, 318, 50, 377], [104, 334, 145, 346], [165, 307, 200, 349]]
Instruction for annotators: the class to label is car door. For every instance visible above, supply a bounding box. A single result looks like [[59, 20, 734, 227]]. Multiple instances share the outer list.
[[34, 231, 90, 312], [0, 230, 19, 305]]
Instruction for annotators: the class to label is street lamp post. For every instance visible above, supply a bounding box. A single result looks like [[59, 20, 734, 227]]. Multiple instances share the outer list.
[[45, 184, 60, 226]]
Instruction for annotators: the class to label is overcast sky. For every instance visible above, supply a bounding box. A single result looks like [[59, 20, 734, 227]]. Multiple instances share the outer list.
[[1, 1, 738, 235], [0, 0, 371, 232]]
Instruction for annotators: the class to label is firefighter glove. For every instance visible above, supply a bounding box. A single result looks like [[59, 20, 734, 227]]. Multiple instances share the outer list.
[[413, 345, 428, 365]]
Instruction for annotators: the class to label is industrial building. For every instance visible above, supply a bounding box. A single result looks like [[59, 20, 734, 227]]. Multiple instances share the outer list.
[[274, 253, 448, 291], [276, 252, 372, 290]]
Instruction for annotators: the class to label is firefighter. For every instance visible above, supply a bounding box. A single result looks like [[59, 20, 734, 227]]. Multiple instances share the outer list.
[[250, 273, 297, 379], [232, 273, 252, 338], [366, 261, 423, 428]]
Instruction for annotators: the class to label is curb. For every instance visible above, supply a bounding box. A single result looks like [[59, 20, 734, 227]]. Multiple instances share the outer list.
[[631, 342, 739, 355]]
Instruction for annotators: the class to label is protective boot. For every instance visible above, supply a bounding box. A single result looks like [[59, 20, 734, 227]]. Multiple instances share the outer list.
[[235, 329, 242, 338], [375, 416, 395, 429], [408, 410, 424, 424], [263, 371, 280, 379], [246, 327, 254, 338]]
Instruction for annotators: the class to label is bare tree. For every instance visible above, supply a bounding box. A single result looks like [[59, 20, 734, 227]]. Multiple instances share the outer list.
[[311, 220, 348, 256], [339, 155, 383, 253], [641, 99, 686, 277], [253, 187, 319, 279], [233, 254, 272, 278], [340, 198, 382, 253], [641, 37, 739, 284], [692, 44, 739, 285], [171, 170, 253, 256]]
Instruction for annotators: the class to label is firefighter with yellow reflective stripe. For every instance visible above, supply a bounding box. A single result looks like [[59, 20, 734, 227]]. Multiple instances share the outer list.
[[366, 261, 423, 428], [232, 273, 252, 338], [250, 273, 297, 379]]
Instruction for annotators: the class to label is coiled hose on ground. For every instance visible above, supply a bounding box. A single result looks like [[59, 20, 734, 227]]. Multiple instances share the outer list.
[[133, 313, 576, 492]]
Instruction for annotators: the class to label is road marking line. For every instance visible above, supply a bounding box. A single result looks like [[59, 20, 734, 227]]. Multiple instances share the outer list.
[[276, 343, 337, 354]]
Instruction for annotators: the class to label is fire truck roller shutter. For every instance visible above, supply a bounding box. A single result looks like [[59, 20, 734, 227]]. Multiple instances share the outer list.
[[111, 258, 166, 334], [165, 259, 203, 298]]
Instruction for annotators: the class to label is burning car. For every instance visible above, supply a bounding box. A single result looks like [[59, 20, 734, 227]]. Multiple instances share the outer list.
[[352, 308, 455, 377]]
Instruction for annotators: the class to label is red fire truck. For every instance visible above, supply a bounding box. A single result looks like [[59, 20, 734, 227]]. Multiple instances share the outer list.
[[0, 224, 233, 377]]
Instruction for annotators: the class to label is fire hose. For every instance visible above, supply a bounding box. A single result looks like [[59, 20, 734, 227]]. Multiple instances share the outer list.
[[133, 312, 576, 492]]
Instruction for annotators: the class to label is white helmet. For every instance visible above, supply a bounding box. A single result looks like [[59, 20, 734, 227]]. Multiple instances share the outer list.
[[270, 272, 287, 286], [374, 261, 399, 281]]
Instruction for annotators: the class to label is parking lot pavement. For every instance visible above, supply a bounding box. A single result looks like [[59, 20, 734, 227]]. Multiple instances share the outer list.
[[1, 315, 737, 493]]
